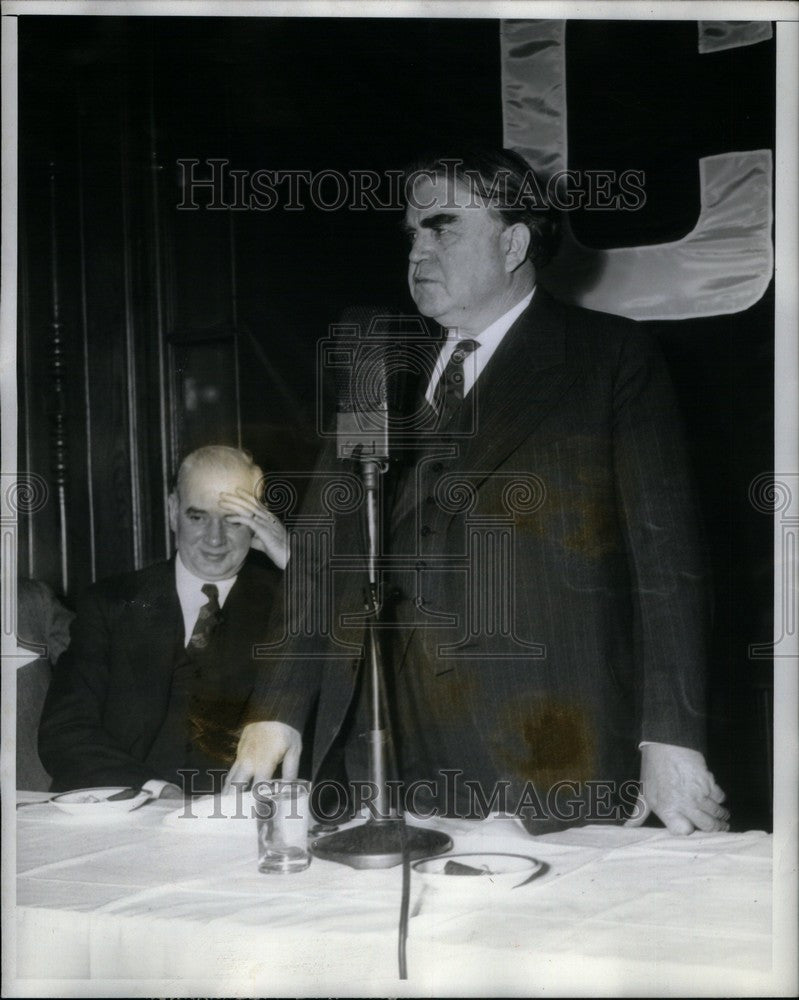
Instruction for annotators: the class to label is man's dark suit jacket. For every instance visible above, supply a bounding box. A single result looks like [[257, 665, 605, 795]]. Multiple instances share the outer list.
[[39, 555, 282, 792], [250, 289, 710, 817]]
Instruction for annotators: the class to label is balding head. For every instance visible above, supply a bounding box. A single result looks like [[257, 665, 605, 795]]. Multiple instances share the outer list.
[[168, 446, 264, 581]]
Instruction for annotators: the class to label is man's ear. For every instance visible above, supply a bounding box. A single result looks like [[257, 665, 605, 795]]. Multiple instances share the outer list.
[[167, 492, 179, 534], [502, 222, 531, 272]]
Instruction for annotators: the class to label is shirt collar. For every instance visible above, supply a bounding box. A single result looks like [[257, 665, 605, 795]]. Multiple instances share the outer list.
[[425, 287, 535, 404], [174, 553, 238, 607], [450, 287, 535, 350]]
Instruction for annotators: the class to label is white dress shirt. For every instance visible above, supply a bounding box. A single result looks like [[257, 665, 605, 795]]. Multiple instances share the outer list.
[[424, 288, 535, 406], [174, 554, 237, 646]]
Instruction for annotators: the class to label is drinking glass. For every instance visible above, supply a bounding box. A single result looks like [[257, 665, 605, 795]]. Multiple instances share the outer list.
[[255, 780, 312, 874]]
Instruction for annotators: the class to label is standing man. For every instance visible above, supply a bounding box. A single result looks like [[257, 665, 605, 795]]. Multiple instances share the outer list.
[[230, 149, 728, 835], [39, 445, 287, 797]]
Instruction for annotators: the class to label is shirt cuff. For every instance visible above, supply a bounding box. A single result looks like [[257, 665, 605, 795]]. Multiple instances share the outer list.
[[638, 740, 683, 750], [142, 779, 171, 798]]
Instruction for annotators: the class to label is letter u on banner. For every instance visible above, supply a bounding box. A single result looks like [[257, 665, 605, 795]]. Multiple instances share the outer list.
[[500, 19, 774, 321]]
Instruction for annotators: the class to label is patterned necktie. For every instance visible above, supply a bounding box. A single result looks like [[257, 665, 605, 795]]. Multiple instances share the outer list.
[[433, 339, 480, 427], [188, 583, 220, 650]]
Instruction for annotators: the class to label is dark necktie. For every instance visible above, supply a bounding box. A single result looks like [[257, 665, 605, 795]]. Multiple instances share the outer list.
[[188, 583, 220, 650], [146, 584, 221, 785], [433, 339, 480, 427]]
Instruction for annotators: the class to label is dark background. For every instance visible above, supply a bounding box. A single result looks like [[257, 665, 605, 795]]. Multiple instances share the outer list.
[[17, 16, 774, 828]]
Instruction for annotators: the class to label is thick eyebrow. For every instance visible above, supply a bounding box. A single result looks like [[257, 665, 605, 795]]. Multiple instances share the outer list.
[[400, 212, 460, 235], [184, 506, 207, 516]]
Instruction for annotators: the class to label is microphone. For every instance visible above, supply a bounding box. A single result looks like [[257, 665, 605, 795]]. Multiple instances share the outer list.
[[311, 303, 454, 871], [334, 305, 391, 462]]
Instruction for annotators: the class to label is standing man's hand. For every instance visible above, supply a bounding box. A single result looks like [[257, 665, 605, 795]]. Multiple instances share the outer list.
[[626, 743, 730, 834], [219, 488, 289, 569], [223, 721, 302, 792]]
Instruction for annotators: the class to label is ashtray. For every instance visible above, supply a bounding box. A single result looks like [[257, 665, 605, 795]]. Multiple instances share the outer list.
[[412, 851, 547, 895], [50, 786, 152, 818]]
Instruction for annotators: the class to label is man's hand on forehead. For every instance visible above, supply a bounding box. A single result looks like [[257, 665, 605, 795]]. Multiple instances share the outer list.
[[218, 488, 289, 570]]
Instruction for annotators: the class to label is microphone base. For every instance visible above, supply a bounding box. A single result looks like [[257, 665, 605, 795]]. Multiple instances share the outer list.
[[309, 819, 452, 870]]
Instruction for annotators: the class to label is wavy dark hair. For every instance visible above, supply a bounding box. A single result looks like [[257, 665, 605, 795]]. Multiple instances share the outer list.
[[404, 147, 561, 269]]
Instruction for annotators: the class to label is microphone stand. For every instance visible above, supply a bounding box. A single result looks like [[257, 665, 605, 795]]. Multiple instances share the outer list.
[[309, 455, 452, 869]]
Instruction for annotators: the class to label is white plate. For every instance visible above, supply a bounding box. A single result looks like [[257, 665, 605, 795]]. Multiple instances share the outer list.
[[50, 786, 152, 818]]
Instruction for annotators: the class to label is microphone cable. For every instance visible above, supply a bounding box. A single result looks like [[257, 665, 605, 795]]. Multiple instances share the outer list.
[[398, 809, 410, 979], [376, 596, 412, 981], [352, 454, 413, 981]]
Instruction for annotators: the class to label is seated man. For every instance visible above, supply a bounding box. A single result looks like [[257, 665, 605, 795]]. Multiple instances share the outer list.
[[17, 577, 76, 791], [17, 576, 75, 666], [39, 445, 288, 798]]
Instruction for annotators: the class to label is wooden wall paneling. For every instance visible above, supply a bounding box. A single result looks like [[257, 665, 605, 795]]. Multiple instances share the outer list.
[[21, 156, 91, 600], [18, 157, 60, 593], [229, 214, 243, 451], [46, 161, 70, 596], [119, 61, 175, 572], [58, 126, 97, 604], [76, 92, 97, 584], [163, 218, 180, 489], [78, 68, 138, 584], [17, 181, 35, 582], [124, 74, 170, 571], [171, 204, 235, 336], [18, 140, 93, 601], [120, 93, 144, 571], [145, 61, 173, 561], [157, 106, 180, 492], [169, 332, 241, 458], [164, 168, 242, 463], [18, 20, 246, 593]]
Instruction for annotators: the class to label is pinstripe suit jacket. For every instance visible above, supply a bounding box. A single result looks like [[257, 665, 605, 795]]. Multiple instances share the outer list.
[[253, 289, 709, 814]]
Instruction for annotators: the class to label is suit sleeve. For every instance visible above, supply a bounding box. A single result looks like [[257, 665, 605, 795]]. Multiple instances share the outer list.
[[38, 587, 165, 790], [244, 437, 361, 738], [612, 326, 711, 752]]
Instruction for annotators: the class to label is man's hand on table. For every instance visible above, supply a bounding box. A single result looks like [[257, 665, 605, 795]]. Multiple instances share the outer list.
[[223, 721, 302, 791], [626, 743, 730, 835]]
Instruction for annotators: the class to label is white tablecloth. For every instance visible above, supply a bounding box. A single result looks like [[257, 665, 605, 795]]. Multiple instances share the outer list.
[[12, 791, 776, 996]]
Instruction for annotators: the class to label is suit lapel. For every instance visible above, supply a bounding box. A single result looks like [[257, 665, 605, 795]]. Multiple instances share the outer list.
[[391, 292, 579, 672], [125, 561, 183, 702], [455, 288, 578, 490]]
